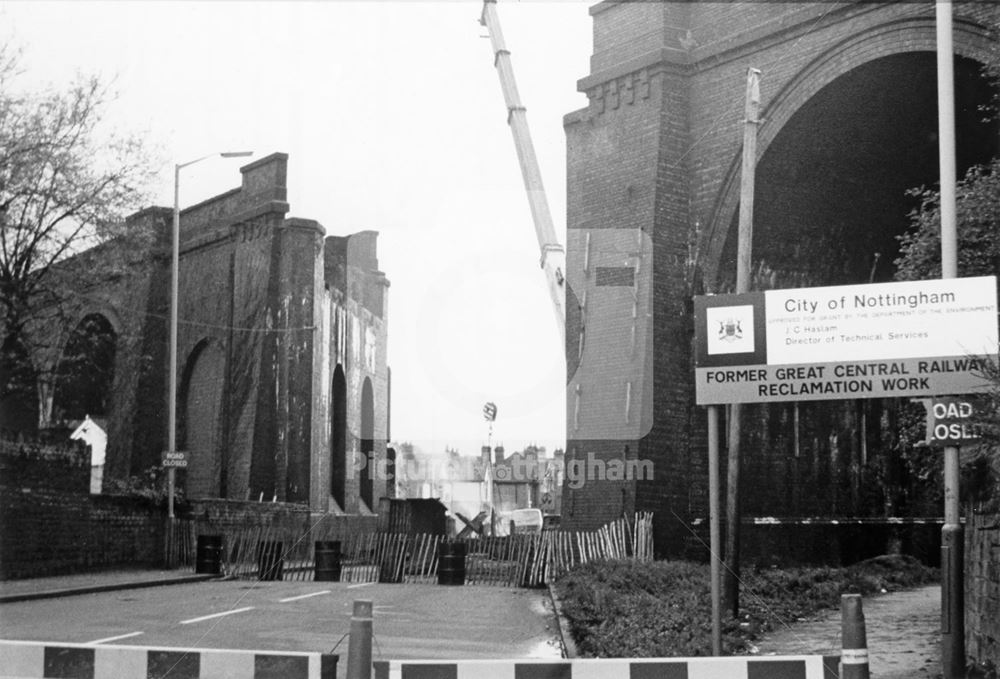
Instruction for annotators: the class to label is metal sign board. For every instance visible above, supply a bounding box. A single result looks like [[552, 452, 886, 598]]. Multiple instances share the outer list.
[[161, 450, 189, 468], [694, 276, 998, 404], [921, 396, 984, 447]]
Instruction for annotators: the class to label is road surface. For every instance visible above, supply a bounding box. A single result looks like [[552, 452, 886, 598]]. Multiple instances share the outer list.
[[0, 579, 562, 663]]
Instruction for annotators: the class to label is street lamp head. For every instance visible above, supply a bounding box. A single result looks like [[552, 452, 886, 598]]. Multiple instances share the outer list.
[[220, 151, 254, 159]]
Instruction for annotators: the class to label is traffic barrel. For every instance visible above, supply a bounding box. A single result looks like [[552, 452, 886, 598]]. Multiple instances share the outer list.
[[314, 541, 342, 582], [346, 599, 373, 679], [840, 593, 870, 679], [195, 535, 222, 575]]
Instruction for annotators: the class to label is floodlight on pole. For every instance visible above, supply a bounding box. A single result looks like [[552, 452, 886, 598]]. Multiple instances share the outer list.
[[168, 150, 253, 520]]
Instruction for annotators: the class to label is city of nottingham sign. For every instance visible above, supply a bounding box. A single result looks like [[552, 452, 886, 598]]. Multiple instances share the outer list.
[[694, 276, 998, 405]]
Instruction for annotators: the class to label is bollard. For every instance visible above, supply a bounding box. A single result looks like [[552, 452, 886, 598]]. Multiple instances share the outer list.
[[840, 593, 870, 679], [346, 599, 373, 679]]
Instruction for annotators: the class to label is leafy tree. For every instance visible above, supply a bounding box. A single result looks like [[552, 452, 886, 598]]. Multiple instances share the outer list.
[[894, 159, 1000, 282], [104, 465, 186, 507], [981, 20, 1000, 120], [0, 45, 157, 424], [891, 20, 1000, 509], [894, 158, 1000, 508]]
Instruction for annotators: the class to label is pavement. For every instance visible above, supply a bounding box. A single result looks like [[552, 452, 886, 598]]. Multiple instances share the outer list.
[[0, 568, 216, 603], [756, 584, 942, 679]]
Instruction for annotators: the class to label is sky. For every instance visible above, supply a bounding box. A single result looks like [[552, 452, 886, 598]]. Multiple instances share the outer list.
[[1, 0, 594, 457]]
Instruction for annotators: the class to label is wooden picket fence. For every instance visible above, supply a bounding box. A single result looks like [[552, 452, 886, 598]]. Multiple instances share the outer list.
[[164, 518, 197, 568], [211, 512, 653, 587]]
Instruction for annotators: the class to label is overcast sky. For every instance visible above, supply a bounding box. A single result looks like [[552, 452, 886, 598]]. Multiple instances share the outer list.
[[2, 1, 594, 456]]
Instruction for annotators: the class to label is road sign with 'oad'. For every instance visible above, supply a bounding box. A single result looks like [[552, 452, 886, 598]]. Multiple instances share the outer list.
[[922, 397, 983, 447]]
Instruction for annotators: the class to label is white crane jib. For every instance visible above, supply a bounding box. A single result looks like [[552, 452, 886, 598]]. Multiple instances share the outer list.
[[480, 0, 566, 344]]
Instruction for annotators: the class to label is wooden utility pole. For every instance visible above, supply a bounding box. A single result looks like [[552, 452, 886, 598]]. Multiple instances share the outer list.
[[723, 67, 761, 618]]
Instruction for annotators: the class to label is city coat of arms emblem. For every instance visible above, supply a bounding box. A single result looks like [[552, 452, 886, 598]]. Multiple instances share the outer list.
[[718, 318, 743, 342]]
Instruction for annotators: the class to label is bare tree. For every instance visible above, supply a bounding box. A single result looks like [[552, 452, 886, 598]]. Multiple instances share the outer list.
[[0, 45, 157, 418]]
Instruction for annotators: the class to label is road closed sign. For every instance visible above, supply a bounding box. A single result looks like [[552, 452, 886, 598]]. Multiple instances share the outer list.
[[923, 397, 984, 447], [162, 450, 189, 468], [694, 276, 998, 404]]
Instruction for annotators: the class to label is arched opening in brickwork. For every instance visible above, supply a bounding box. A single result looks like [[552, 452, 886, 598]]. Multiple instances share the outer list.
[[52, 314, 117, 423], [715, 52, 999, 519], [180, 340, 225, 499], [0, 337, 39, 433], [331, 364, 347, 508], [360, 377, 374, 511], [718, 52, 997, 289]]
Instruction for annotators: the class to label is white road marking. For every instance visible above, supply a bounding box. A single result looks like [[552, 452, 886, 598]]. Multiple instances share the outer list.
[[347, 582, 374, 589], [279, 590, 331, 603], [180, 606, 255, 624], [87, 631, 145, 644]]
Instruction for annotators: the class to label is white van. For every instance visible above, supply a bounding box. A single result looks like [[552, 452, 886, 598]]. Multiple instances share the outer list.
[[496, 508, 543, 535]]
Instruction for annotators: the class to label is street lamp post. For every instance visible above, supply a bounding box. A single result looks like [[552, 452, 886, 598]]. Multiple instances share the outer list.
[[935, 4, 963, 679], [168, 151, 253, 521]]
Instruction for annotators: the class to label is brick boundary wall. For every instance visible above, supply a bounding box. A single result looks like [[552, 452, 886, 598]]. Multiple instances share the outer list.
[[0, 440, 168, 580], [967, 511, 1000, 672], [0, 440, 377, 580], [0, 490, 168, 580]]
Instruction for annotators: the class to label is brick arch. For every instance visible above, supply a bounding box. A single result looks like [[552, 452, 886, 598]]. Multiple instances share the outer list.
[[52, 312, 118, 422], [35, 304, 124, 379], [330, 363, 347, 509], [702, 14, 997, 283], [359, 376, 374, 510], [180, 338, 226, 499], [72, 303, 124, 338]]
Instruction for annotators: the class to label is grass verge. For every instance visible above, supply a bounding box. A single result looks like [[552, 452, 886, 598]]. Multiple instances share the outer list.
[[553, 554, 938, 657]]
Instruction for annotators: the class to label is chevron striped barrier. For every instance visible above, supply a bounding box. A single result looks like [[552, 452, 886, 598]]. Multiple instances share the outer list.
[[0, 640, 337, 679], [373, 655, 841, 679]]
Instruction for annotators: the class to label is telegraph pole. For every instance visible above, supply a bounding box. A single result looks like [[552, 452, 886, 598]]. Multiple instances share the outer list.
[[723, 67, 761, 618]]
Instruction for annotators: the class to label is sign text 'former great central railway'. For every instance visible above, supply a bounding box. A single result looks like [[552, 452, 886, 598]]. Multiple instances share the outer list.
[[694, 277, 998, 405]]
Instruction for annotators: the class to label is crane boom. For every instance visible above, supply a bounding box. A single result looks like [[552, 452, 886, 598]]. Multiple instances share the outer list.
[[480, 0, 566, 344]]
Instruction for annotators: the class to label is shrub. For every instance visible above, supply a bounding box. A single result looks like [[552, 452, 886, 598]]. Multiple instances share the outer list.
[[554, 556, 937, 657]]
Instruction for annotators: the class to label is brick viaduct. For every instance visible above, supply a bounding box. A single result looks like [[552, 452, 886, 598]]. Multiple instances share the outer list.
[[562, 1, 1000, 553], [12, 153, 390, 515]]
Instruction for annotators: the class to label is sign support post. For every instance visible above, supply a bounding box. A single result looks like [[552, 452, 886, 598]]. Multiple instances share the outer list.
[[936, 3, 963, 677], [707, 404, 722, 655]]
